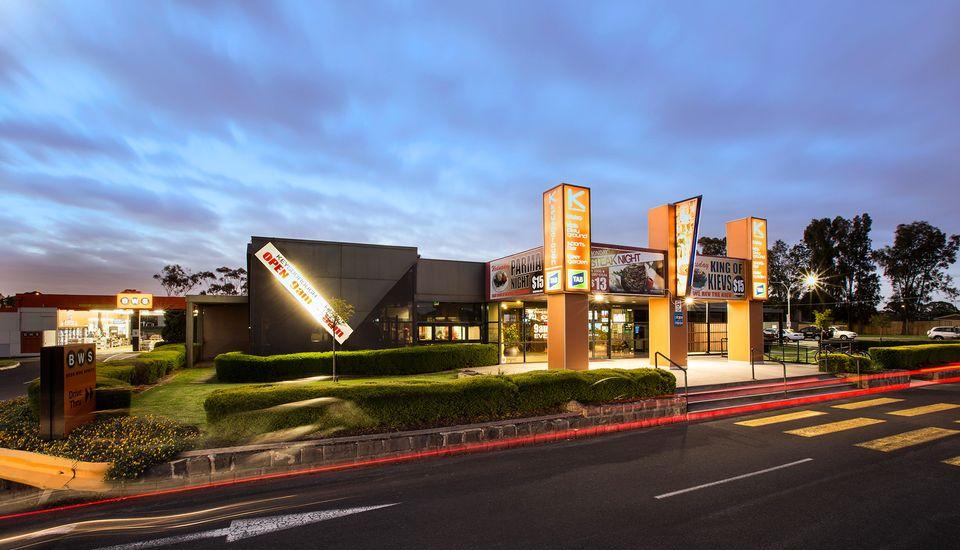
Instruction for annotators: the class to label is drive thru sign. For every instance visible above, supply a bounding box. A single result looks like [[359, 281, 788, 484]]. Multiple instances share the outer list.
[[255, 242, 354, 344]]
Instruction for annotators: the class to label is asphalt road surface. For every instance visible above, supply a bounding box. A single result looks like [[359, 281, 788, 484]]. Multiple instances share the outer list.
[[3, 384, 959, 549], [0, 357, 38, 401]]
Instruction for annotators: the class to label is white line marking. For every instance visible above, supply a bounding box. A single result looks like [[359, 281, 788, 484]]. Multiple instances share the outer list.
[[95, 503, 398, 549], [654, 459, 814, 500]]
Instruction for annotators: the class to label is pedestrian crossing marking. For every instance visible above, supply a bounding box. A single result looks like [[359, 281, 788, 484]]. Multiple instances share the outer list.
[[735, 410, 826, 427], [832, 398, 904, 410], [856, 427, 960, 452], [943, 456, 960, 467], [785, 418, 885, 438], [887, 403, 960, 417]]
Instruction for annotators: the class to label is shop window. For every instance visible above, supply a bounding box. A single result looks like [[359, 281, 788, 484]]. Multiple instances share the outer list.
[[468, 326, 481, 341], [450, 326, 465, 341], [435, 326, 450, 340], [418, 326, 433, 341]]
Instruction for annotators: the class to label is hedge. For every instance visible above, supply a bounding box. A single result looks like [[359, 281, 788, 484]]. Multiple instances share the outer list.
[[869, 344, 960, 371], [203, 368, 676, 443], [214, 344, 500, 382], [818, 353, 876, 374], [850, 339, 960, 353]]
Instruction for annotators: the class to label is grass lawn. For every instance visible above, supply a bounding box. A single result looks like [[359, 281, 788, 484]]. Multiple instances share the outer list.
[[0, 359, 18, 368], [132, 368, 460, 428]]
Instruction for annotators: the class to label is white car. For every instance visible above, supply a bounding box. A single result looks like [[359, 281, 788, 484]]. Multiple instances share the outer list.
[[829, 326, 857, 340], [927, 326, 960, 340], [781, 329, 804, 342]]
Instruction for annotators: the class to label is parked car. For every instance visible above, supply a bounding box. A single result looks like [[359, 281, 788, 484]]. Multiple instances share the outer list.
[[798, 326, 821, 340], [927, 326, 960, 340], [781, 329, 805, 342], [828, 326, 858, 340], [762, 328, 778, 342]]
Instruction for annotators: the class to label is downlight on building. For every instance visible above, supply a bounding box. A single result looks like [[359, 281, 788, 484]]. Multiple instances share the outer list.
[[187, 187, 778, 370]]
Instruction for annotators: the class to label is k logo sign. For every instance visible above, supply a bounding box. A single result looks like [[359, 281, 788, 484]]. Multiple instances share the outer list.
[[566, 188, 587, 212]]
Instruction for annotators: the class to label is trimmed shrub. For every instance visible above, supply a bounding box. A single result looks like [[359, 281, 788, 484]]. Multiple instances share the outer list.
[[215, 344, 500, 382], [869, 344, 960, 371], [850, 339, 960, 352], [0, 397, 199, 479], [818, 353, 875, 374], [97, 365, 136, 384], [204, 368, 676, 443]]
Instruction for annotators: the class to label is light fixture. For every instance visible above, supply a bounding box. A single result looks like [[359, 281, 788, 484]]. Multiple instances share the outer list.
[[684, 296, 695, 306], [592, 293, 605, 302]]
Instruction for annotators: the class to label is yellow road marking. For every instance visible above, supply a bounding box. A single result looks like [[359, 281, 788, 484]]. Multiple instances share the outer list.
[[735, 410, 826, 427], [944, 456, 960, 467], [785, 418, 885, 437], [856, 427, 960, 452], [888, 403, 960, 417], [832, 398, 904, 410]]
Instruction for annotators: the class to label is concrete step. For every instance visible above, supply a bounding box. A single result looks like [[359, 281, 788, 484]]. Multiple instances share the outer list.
[[686, 374, 843, 403], [685, 381, 859, 413]]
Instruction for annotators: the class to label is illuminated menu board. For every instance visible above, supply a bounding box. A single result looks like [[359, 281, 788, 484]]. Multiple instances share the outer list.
[[674, 196, 702, 297], [750, 217, 768, 300], [542, 184, 591, 293]]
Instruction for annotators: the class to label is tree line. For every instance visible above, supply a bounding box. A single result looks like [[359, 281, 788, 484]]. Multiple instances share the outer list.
[[153, 264, 247, 296], [697, 216, 960, 333]]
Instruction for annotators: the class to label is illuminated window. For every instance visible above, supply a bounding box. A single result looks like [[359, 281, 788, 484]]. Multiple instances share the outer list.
[[418, 326, 433, 341], [468, 326, 481, 341]]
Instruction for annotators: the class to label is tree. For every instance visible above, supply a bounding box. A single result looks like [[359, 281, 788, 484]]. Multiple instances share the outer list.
[[875, 221, 960, 334], [802, 214, 881, 326], [814, 309, 834, 331], [924, 301, 960, 319], [206, 267, 248, 296], [327, 297, 355, 383], [697, 236, 726, 256], [161, 309, 186, 343], [153, 265, 197, 296]]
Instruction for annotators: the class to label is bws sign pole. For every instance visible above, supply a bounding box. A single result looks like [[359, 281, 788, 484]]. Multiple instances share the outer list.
[[543, 183, 591, 371], [40, 344, 97, 440]]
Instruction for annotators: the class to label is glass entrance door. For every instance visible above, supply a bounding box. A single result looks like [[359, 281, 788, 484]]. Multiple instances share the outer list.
[[610, 307, 634, 358], [633, 322, 649, 356]]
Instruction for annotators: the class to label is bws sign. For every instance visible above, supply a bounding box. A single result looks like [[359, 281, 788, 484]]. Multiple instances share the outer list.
[[40, 343, 97, 439], [255, 242, 353, 344]]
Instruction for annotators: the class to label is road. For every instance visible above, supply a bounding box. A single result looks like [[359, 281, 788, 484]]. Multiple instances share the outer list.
[[0, 357, 38, 401], [2, 384, 959, 549]]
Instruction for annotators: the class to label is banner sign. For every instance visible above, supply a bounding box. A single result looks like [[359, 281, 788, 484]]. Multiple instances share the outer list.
[[543, 184, 591, 293], [673, 299, 684, 327], [690, 255, 746, 299], [488, 248, 544, 300], [40, 344, 96, 439], [255, 242, 353, 344], [674, 196, 702, 297], [591, 246, 666, 295], [488, 245, 665, 300], [750, 217, 768, 300]]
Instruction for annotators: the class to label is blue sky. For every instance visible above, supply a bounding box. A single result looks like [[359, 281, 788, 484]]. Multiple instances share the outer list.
[[1, 0, 958, 297]]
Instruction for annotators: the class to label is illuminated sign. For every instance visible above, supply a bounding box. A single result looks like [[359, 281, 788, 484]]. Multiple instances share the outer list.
[[488, 248, 544, 300], [543, 184, 591, 293], [690, 255, 746, 300], [40, 343, 97, 439], [255, 242, 353, 344], [116, 292, 153, 310], [591, 245, 666, 295], [674, 196, 701, 297], [750, 217, 768, 300]]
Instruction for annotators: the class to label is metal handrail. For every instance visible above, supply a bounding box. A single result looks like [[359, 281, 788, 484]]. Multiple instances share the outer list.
[[762, 350, 789, 398], [719, 337, 728, 358], [654, 351, 688, 398]]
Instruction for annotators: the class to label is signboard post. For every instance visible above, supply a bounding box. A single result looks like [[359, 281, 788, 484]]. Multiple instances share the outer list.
[[726, 217, 768, 363], [40, 344, 97, 440], [543, 184, 591, 371]]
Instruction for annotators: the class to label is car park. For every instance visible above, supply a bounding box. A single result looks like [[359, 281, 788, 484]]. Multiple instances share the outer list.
[[927, 326, 960, 340]]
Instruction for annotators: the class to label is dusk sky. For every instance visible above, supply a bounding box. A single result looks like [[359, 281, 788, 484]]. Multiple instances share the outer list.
[[1, 0, 958, 297]]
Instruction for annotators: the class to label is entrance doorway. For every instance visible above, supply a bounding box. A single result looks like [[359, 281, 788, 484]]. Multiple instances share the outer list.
[[688, 302, 727, 354]]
